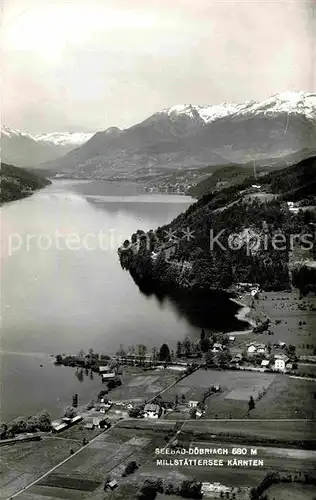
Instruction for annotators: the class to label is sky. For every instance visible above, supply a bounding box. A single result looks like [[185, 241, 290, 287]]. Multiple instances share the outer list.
[[2, 0, 315, 134]]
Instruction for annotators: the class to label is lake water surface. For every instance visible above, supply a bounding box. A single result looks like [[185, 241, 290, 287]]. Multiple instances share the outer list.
[[0, 180, 243, 420]]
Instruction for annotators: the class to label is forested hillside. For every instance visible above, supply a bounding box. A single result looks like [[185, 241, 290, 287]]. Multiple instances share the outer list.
[[119, 156, 316, 293], [0, 163, 51, 203]]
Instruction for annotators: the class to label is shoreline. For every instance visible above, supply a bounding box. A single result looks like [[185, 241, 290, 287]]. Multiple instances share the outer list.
[[229, 297, 256, 335]]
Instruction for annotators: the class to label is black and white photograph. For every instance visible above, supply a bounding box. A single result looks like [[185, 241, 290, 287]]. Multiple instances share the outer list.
[[1, 0, 316, 499]]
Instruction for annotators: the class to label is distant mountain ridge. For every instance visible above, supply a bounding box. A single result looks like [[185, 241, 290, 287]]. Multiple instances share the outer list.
[[1, 126, 95, 167], [38, 91, 316, 179], [34, 131, 95, 147]]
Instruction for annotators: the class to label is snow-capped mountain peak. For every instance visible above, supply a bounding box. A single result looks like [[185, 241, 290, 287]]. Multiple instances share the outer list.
[[161, 90, 316, 125], [35, 131, 95, 147], [248, 90, 316, 119], [1, 126, 95, 148], [1, 125, 36, 140]]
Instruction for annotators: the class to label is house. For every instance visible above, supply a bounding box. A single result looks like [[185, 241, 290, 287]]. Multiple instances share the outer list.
[[151, 251, 159, 261], [188, 400, 199, 408], [247, 345, 257, 355], [107, 480, 118, 490], [256, 344, 267, 355], [101, 372, 116, 381], [196, 408, 203, 418], [99, 365, 111, 373], [287, 202, 300, 214], [51, 420, 68, 433], [144, 403, 162, 418], [274, 354, 289, 372], [274, 341, 286, 349], [261, 360, 270, 368], [228, 336, 236, 343], [100, 403, 112, 413], [93, 417, 109, 429], [237, 282, 260, 292], [274, 358, 286, 371], [84, 422, 94, 430], [202, 483, 232, 495], [212, 343, 223, 353]]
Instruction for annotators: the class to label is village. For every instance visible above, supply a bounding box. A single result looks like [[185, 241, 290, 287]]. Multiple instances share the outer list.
[[1, 288, 315, 500]]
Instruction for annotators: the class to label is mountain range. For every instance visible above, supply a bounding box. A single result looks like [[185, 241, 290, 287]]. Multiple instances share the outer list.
[[1, 126, 94, 167], [2, 91, 315, 178]]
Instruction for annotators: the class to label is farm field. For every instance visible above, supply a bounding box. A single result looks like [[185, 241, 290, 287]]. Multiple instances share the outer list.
[[161, 368, 315, 419], [258, 291, 316, 356], [9, 424, 316, 500], [265, 483, 316, 500], [99, 432, 316, 499], [118, 418, 316, 447], [10, 427, 167, 500], [106, 366, 180, 405], [229, 291, 316, 355], [0, 426, 102, 499]]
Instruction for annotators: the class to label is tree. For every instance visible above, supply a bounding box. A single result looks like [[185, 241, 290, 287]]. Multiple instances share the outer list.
[[55, 354, 63, 364], [77, 349, 85, 361], [159, 343, 171, 362], [116, 344, 126, 360], [179, 479, 202, 499], [129, 407, 142, 418], [64, 406, 77, 419], [25, 415, 39, 433], [183, 337, 191, 357], [98, 389, 108, 401], [10, 417, 27, 435], [137, 344, 147, 364], [248, 396, 255, 411], [0, 422, 8, 439], [190, 408, 197, 419], [176, 341, 182, 358], [200, 329, 206, 342], [137, 479, 163, 500], [216, 350, 231, 368], [32, 411, 51, 432], [205, 351, 215, 367], [107, 375, 121, 391], [163, 481, 178, 495], [200, 337, 210, 353], [137, 486, 157, 500], [122, 460, 138, 477], [286, 344, 296, 358]]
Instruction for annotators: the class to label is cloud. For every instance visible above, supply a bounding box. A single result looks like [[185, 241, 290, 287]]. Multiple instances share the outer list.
[[2, 0, 315, 133]]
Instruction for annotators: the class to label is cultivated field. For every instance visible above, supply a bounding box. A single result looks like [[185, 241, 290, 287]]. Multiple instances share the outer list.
[[107, 366, 180, 404], [161, 368, 315, 419], [265, 483, 316, 500], [9, 427, 167, 500], [259, 291, 316, 355], [0, 425, 100, 500]]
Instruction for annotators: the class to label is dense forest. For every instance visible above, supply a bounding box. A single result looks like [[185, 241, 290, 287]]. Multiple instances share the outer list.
[[0, 163, 51, 203], [119, 156, 316, 293]]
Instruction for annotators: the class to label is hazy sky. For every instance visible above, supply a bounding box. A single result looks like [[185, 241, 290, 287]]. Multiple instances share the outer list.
[[2, 0, 315, 134]]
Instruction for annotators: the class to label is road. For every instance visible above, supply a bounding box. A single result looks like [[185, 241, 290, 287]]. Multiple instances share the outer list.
[[3, 418, 316, 499], [6, 423, 117, 500]]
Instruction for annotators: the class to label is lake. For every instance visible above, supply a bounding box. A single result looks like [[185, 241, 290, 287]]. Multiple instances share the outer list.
[[0, 180, 244, 421]]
